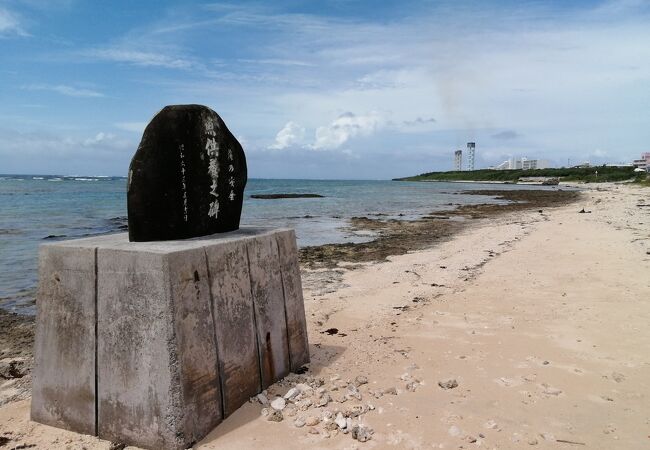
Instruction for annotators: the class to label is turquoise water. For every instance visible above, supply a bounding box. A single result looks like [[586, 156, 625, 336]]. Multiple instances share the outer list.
[[0, 175, 554, 314]]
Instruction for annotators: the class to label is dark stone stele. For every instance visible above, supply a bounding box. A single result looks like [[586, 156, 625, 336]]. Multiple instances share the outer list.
[[127, 104, 247, 242]]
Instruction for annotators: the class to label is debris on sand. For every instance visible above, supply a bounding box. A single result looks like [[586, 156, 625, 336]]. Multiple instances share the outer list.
[[438, 378, 458, 389], [250, 372, 378, 442]]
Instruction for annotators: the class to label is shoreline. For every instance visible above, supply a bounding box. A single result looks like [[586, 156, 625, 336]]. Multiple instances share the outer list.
[[3, 184, 649, 449], [0, 189, 581, 409], [0, 189, 581, 410]]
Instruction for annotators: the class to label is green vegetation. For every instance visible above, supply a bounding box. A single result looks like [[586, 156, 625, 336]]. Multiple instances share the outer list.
[[394, 166, 638, 183], [633, 172, 650, 187]]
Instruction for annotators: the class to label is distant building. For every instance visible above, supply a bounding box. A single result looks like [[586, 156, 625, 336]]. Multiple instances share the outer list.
[[493, 157, 550, 170], [466, 142, 476, 171], [633, 152, 650, 172], [454, 150, 463, 171]]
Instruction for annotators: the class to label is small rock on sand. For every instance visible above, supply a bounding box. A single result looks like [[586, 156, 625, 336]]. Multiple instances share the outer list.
[[335, 412, 347, 429], [438, 378, 458, 389], [267, 410, 283, 422], [284, 387, 299, 400], [354, 375, 369, 386], [352, 425, 373, 442], [294, 417, 306, 428], [305, 416, 320, 427], [256, 393, 269, 406], [271, 397, 286, 410]]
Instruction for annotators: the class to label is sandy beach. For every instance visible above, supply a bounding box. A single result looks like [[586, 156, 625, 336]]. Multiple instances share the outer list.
[[1, 183, 649, 449]]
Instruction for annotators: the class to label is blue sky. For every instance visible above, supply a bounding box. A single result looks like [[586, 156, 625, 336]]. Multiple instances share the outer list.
[[1, 0, 649, 178]]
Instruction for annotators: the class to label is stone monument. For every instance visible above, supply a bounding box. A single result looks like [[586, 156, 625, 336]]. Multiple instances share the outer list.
[[128, 105, 247, 241], [31, 105, 310, 450]]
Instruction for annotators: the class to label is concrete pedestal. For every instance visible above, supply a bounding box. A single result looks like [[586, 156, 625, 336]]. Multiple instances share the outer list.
[[31, 227, 309, 450]]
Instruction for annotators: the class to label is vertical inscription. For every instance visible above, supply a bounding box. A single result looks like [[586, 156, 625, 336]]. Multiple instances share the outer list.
[[179, 144, 189, 222], [228, 149, 236, 202], [205, 118, 220, 218]]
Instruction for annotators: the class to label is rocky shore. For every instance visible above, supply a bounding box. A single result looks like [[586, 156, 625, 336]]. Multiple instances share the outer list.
[[299, 189, 580, 268]]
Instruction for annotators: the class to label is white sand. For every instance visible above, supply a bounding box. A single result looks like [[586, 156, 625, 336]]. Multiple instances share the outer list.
[[1, 183, 649, 449]]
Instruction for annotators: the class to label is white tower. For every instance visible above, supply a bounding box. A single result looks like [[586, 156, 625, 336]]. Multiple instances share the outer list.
[[454, 150, 463, 171], [466, 142, 475, 171]]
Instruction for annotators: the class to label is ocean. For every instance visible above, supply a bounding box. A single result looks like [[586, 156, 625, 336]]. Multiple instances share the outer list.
[[0, 175, 551, 314]]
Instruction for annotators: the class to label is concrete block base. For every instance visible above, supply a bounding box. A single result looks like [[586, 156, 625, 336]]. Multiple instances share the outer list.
[[31, 227, 309, 450]]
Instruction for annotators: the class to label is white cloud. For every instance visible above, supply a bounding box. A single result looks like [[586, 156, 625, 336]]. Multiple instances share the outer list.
[[23, 84, 105, 98], [83, 132, 115, 146], [0, 7, 28, 37], [0, 129, 131, 159], [83, 48, 195, 69], [269, 121, 305, 149], [238, 58, 313, 67], [313, 111, 385, 150]]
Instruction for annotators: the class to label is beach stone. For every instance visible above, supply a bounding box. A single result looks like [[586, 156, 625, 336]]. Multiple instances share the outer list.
[[256, 393, 270, 406], [352, 425, 373, 442], [267, 410, 284, 422], [294, 417, 306, 428], [335, 412, 347, 429], [305, 416, 320, 427], [284, 387, 299, 400], [438, 378, 458, 389], [127, 104, 247, 242], [354, 375, 368, 387], [271, 397, 286, 411]]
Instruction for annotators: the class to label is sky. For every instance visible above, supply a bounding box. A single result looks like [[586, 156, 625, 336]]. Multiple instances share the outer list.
[[1, 0, 649, 179]]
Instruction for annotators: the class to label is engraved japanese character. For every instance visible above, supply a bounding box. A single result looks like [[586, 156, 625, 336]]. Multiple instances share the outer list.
[[208, 200, 220, 218], [208, 159, 219, 178], [204, 118, 216, 136], [205, 137, 219, 155]]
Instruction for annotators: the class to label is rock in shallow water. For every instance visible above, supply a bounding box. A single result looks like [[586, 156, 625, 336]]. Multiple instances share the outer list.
[[127, 104, 247, 242]]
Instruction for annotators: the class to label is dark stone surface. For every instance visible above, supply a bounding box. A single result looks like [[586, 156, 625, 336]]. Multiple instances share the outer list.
[[127, 104, 247, 242]]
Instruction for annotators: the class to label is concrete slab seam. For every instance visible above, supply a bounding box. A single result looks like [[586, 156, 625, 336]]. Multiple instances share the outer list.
[[244, 243, 265, 391], [93, 246, 98, 436], [163, 256, 184, 448], [275, 234, 293, 372], [203, 246, 226, 420]]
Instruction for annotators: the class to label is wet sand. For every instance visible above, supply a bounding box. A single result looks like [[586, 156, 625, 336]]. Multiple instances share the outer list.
[[3, 185, 649, 449]]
